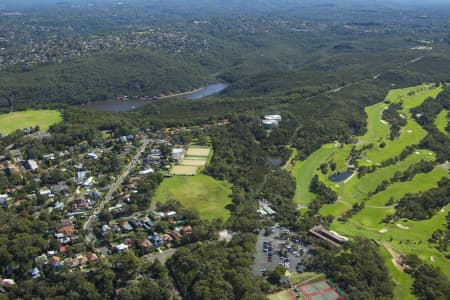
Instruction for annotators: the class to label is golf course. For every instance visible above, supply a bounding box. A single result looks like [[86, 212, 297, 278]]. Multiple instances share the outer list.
[[435, 109, 448, 135], [292, 83, 450, 299], [0, 110, 62, 135]]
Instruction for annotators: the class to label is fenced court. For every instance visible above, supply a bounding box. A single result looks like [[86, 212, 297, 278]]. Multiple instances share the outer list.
[[186, 147, 211, 157], [181, 159, 207, 166], [171, 165, 198, 175], [298, 280, 344, 300], [172, 146, 211, 175]]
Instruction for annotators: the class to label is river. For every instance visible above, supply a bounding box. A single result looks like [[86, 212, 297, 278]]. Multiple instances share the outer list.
[[83, 82, 228, 112]]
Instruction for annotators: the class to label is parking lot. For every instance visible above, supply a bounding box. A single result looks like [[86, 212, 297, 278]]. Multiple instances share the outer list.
[[252, 226, 311, 275]]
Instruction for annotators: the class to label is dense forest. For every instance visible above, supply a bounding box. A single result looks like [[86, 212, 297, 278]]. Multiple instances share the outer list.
[[308, 238, 395, 300]]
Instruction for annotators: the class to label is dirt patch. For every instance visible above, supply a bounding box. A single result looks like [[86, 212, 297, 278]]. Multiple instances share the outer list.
[[383, 243, 405, 272]]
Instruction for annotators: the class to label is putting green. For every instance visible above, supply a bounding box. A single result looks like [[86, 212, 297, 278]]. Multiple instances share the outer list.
[[0, 110, 62, 135]]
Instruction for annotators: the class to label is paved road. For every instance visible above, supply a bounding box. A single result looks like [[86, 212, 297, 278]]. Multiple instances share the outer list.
[[83, 137, 150, 244]]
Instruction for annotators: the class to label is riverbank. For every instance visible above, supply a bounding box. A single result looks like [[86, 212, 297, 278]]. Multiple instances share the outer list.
[[83, 82, 228, 112]]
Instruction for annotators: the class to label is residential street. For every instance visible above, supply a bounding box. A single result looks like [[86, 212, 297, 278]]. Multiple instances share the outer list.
[[83, 137, 150, 243]]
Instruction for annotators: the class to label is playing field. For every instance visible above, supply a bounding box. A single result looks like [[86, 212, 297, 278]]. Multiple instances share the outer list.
[[0, 110, 62, 135], [153, 174, 232, 220], [186, 147, 211, 156]]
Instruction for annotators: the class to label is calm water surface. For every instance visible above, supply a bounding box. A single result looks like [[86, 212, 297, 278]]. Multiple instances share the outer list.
[[84, 83, 228, 112]]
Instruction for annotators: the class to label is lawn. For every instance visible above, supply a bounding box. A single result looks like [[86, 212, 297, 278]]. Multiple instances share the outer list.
[[435, 109, 448, 136], [292, 144, 337, 206], [153, 174, 232, 220], [0, 110, 62, 135]]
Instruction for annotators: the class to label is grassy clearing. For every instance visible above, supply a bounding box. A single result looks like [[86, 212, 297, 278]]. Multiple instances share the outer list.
[[153, 174, 232, 220], [0, 110, 62, 135], [290, 272, 325, 286], [292, 144, 337, 206], [435, 109, 448, 135]]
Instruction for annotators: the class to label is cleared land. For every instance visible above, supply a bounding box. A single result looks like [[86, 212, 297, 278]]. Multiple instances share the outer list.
[[153, 174, 232, 220], [435, 109, 448, 135], [0, 110, 62, 135]]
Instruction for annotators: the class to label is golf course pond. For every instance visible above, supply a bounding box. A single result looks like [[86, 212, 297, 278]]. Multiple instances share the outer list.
[[328, 171, 354, 182]]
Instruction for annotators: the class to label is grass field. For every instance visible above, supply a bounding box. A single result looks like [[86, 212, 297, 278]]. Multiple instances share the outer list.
[[153, 174, 232, 220], [0, 110, 62, 135], [435, 109, 448, 135]]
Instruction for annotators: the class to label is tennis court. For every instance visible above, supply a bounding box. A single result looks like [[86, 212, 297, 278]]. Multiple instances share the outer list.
[[298, 280, 344, 300], [311, 290, 342, 300], [181, 159, 207, 166], [186, 147, 211, 157], [301, 281, 331, 294], [171, 165, 198, 175]]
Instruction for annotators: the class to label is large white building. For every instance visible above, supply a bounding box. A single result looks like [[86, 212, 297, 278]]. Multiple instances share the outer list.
[[262, 114, 282, 129]]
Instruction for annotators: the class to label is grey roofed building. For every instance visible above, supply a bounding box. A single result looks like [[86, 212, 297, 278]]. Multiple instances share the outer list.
[[26, 159, 38, 171]]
